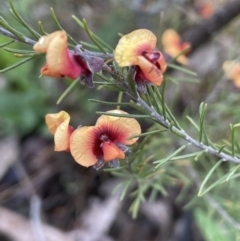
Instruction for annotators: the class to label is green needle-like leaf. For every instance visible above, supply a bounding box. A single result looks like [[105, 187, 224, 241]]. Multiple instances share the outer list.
[[161, 79, 167, 120], [199, 102, 208, 143], [167, 63, 197, 76], [72, 16, 113, 52], [96, 111, 151, 119], [38, 21, 48, 35], [186, 115, 199, 131], [50, 8, 78, 45], [80, 41, 100, 50], [0, 56, 34, 73], [198, 159, 222, 196], [120, 179, 132, 201], [82, 18, 106, 53], [56, 78, 79, 104], [152, 85, 181, 129], [0, 39, 15, 48], [147, 85, 162, 114], [154, 144, 188, 168], [128, 129, 168, 139], [3, 47, 37, 54], [0, 16, 25, 41], [194, 150, 206, 161], [9, 0, 40, 39], [89, 99, 129, 106], [226, 165, 240, 181], [230, 123, 240, 157]]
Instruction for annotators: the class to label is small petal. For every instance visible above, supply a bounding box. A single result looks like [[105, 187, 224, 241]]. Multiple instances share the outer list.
[[162, 29, 190, 65], [223, 60, 240, 87], [114, 29, 157, 67], [54, 124, 74, 151], [70, 126, 98, 167], [102, 142, 125, 161], [96, 110, 141, 145], [45, 111, 70, 134], [33, 31, 61, 53], [45, 111, 73, 151], [162, 29, 181, 47], [137, 56, 164, 86]]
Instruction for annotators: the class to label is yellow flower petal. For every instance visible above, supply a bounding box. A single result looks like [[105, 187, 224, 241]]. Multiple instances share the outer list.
[[54, 123, 73, 152], [162, 29, 190, 65], [114, 29, 157, 67], [44, 31, 69, 75], [223, 60, 240, 87], [96, 110, 141, 145], [45, 111, 72, 151], [162, 29, 181, 47], [70, 126, 98, 167], [33, 31, 63, 53], [45, 111, 70, 134]]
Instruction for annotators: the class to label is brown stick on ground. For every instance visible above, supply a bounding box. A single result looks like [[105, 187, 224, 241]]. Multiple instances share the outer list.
[[182, 0, 240, 51]]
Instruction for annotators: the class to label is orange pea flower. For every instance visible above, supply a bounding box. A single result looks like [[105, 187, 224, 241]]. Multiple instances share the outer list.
[[33, 31, 103, 87], [114, 29, 167, 93], [198, 3, 214, 19], [162, 29, 191, 65], [222, 60, 240, 87], [45, 111, 74, 151], [70, 110, 141, 169]]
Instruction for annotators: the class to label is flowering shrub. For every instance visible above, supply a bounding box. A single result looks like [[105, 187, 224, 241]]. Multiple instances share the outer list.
[[46, 110, 141, 169], [1, 0, 240, 226]]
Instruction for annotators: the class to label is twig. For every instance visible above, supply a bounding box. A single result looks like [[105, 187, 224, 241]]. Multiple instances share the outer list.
[[135, 96, 240, 164], [0, 27, 36, 45], [187, 164, 240, 230], [0, 27, 113, 59], [0, 13, 240, 164]]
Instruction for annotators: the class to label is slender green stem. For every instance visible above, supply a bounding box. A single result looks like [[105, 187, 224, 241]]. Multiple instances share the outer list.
[[9, 0, 40, 39], [50, 8, 78, 45], [82, 19, 106, 53], [57, 78, 79, 105], [117, 91, 123, 110]]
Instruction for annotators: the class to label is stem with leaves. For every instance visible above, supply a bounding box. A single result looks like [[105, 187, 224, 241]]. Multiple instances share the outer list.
[[134, 96, 240, 164], [0, 4, 239, 166]]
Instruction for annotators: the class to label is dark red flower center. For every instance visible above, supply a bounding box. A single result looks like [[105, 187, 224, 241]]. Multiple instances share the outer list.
[[142, 51, 161, 69], [92, 126, 119, 158]]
